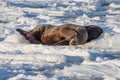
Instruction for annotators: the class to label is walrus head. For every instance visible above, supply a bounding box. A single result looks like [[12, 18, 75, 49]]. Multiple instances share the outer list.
[[85, 25, 103, 42]]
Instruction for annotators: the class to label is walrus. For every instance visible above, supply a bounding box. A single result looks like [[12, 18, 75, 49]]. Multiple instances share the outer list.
[[16, 24, 103, 45]]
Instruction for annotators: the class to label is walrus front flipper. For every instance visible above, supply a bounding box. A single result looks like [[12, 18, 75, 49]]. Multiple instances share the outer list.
[[16, 29, 42, 44], [53, 40, 69, 45]]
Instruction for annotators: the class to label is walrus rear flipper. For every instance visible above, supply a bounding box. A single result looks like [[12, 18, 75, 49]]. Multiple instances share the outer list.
[[16, 29, 42, 44], [16, 29, 28, 37]]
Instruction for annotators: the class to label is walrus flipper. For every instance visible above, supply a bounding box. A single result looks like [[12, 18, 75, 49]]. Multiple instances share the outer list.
[[16, 29, 28, 37], [16, 29, 42, 44], [53, 40, 69, 45], [16, 28, 32, 42]]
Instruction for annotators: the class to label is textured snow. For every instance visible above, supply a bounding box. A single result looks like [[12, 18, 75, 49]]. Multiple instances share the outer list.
[[0, 0, 120, 80]]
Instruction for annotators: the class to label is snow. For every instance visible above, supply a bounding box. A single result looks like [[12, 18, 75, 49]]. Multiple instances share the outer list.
[[0, 0, 120, 80]]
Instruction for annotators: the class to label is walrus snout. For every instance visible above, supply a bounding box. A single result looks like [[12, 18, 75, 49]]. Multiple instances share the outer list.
[[85, 25, 103, 42]]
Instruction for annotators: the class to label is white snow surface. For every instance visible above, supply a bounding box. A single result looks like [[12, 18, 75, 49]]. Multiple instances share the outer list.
[[0, 0, 120, 80]]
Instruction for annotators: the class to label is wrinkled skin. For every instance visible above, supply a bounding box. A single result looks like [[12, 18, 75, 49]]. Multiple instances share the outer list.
[[16, 24, 103, 45]]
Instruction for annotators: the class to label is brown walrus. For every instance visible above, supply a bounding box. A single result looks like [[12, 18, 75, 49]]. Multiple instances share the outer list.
[[16, 24, 103, 45]]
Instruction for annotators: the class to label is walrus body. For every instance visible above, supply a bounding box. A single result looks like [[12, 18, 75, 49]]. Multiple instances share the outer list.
[[16, 24, 103, 45]]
